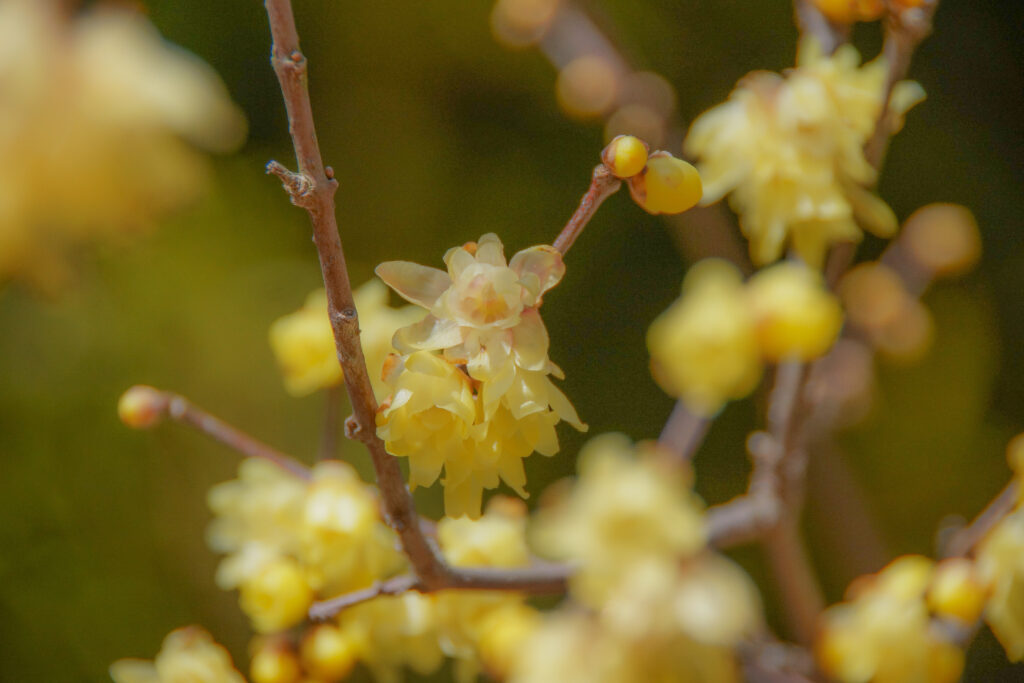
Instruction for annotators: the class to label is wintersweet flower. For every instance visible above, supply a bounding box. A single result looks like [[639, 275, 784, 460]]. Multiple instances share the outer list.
[[269, 280, 422, 398], [647, 260, 762, 416], [976, 510, 1024, 661], [686, 39, 925, 267], [109, 626, 244, 683]]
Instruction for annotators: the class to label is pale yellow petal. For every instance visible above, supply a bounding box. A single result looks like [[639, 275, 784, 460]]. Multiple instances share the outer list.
[[376, 261, 450, 308]]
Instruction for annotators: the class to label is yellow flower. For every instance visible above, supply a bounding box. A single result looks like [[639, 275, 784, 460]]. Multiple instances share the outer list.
[[0, 0, 245, 291], [746, 261, 843, 361], [531, 434, 706, 604], [601, 134, 649, 179], [300, 625, 358, 681], [110, 626, 245, 683], [338, 593, 445, 683], [269, 280, 423, 398], [817, 555, 965, 683], [976, 510, 1024, 661], [239, 556, 314, 634], [249, 637, 303, 683], [686, 39, 924, 267], [647, 260, 762, 416]]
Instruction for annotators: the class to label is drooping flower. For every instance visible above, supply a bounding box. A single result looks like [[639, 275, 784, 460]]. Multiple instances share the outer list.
[[109, 626, 245, 683], [685, 39, 924, 267], [269, 279, 423, 398], [376, 233, 585, 518]]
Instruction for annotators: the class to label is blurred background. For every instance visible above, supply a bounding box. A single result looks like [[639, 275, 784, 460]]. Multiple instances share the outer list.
[[0, 0, 1021, 679]]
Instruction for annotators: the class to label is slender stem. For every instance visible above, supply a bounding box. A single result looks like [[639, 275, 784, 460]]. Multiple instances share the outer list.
[[763, 519, 826, 647], [658, 400, 709, 464], [553, 165, 620, 254], [156, 390, 311, 480], [319, 385, 342, 460], [310, 575, 419, 620], [793, 0, 849, 54], [943, 480, 1019, 558]]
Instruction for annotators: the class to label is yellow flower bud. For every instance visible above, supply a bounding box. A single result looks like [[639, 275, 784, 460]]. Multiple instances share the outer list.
[[927, 558, 988, 624], [840, 263, 910, 333], [300, 624, 358, 681], [117, 385, 166, 429], [746, 262, 843, 361], [477, 604, 542, 677], [901, 203, 981, 278], [812, 0, 884, 23], [250, 639, 302, 683], [601, 134, 648, 179], [555, 55, 618, 119], [239, 558, 314, 634], [627, 151, 702, 215]]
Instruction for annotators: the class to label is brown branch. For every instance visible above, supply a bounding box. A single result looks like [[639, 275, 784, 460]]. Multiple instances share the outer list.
[[943, 480, 1019, 559], [140, 387, 312, 480], [553, 164, 620, 254], [657, 400, 709, 464], [793, 0, 849, 55], [309, 574, 419, 620]]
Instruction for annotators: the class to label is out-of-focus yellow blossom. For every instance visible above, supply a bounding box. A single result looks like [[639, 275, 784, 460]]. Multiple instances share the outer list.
[[976, 510, 1024, 661], [269, 280, 423, 398], [626, 151, 703, 215], [818, 555, 965, 683], [490, 0, 561, 48], [647, 260, 762, 416], [686, 39, 924, 268], [110, 626, 245, 683], [240, 557, 315, 634], [250, 637, 303, 683], [300, 624, 358, 681], [812, 0, 884, 23], [376, 234, 585, 517], [926, 558, 988, 625], [840, 262, 935, 362], [117, 385, 166, 429], [531, 433, 706, 604], [901, 203, 982, 278], [0, 0, 245, 291], [746, 261, 843, 361]]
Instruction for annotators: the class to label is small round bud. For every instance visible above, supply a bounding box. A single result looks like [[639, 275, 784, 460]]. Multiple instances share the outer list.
[[240, 558, 314, 634], [555, 55, 618, 119], [601, 135, 649, 179], [927, 558, 988, 624], [627, 151, 702, 215], [811, 0, 884, 23], [839, 263, 910, 332], [873, 299, 934, 362], [490, 0, 560, 47], [300, 624, 357, 681], [117, 385, 166, 429], [250, 639, 302, 683], [901, 203, 981, 278]]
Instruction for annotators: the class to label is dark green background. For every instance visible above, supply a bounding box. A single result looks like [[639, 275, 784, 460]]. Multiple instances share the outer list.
[[1, 0, 1021, 680]]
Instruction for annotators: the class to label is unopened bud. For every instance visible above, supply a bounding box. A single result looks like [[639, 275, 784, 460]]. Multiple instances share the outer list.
[[117, 385, 166, 429], [626, 151, 702, 215], [927, 558, 988, 624], [301, 624, 357, 681], [811, 0, 884, 23], [601, 134, 649, 179], [901, 203, 981, 278], [250, 637, 302, 683]]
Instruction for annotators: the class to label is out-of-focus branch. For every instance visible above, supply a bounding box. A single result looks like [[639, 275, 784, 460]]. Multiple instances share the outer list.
[[657, 400, 709, 464], [553, 164, 620, 254], [943, 480, 1018, 559], [793, 0, 849, 54]]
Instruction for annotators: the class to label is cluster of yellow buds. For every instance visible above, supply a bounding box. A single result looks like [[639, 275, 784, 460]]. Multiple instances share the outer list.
[[0, 0, 246, 292], [513, 434, 763, 682], [648, 259, 843, 416], [817, 555, 976, 683], [686, 39, 924, 268], [812, 0, 928, 24], [269, 280, 423, 398], [110, 626, 245, 683], [602, 135, 703, 215], [375, 233, 586, 518]]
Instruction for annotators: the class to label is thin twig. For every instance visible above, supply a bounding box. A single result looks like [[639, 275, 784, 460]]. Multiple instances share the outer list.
[[657, 400, 709, 464], [309, 575, 419, 620], [155, 389, 311, 480], [943, 480, 1019, 558], [318, 385, 342, 460], [263, 0, 572, 595], [552, 164, 620, 254], [792, 0, 849, 55]]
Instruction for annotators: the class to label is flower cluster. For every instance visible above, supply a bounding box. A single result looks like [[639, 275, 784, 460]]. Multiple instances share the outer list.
[[269, 280, 423, 398], [648, 259, 843, 416], [110, 626, 244, 683], [375, 233, 585, 518], [685, 39, 924, 267], [513, 434, 763, 682], [817, 555, 973, 683], [0, 0, 245, 292]]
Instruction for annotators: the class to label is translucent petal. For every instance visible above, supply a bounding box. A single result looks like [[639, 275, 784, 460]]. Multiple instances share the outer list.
[[376, 261, 450, 308], [475, 233, 507, 267], [393, 315, 463, 353], [511, 309, 551, 371], [443, 246, 476, 280], [509, 245, 565, 297]]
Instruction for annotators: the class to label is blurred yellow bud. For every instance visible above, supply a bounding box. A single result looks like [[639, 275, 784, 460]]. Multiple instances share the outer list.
[[901, 203, 981, 278], [491, 0, 561, 47], [627, 151, 702, 215], [873, 299, 934, 363], [812, 0, 884, 23], [601, 134, 648, 179], [476, 604, 543, 677], [300, 624, 358, 681], [239, 558, 314, 634], [556, 55, 618, 119], [746, 262, 843, 361], [117, 385, 166, 429], [927, 558, 988, 624], [840, 263, 910, 332], [250, 639, 302, 683]]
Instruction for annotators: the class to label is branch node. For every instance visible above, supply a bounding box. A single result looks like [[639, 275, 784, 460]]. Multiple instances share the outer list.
[[344, 414, 362, 440], [266, 160, 314, 206]]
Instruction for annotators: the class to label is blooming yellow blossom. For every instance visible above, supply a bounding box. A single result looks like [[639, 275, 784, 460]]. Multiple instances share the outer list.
[[110, 626, 245, 683], [376, 233, 585, 517], [0, 0, 245, 291], [746, 261, 843, 361], [269, 280, 423, 398], [531, 433, 706, 604], [686, 39, 924, 267], [240, 556, 315, 634], [817, 555, 965, 683], [976, 510, 1024, 661], [647, 260, 762, 416]]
